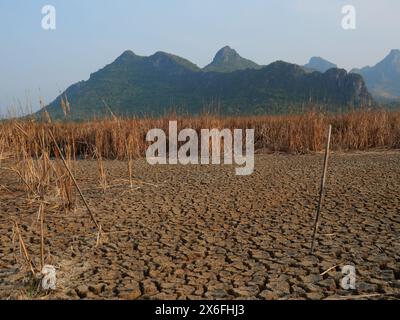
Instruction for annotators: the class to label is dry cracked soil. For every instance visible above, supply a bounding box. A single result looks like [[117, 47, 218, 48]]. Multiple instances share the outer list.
[[0, 151, 399, 300]]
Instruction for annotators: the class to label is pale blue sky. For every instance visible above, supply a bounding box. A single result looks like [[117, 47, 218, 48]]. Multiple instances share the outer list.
[[0, 0, 399, 114]]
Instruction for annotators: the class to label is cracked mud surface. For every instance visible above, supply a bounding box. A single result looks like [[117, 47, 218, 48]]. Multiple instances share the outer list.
[[1, 151, 399, 299]]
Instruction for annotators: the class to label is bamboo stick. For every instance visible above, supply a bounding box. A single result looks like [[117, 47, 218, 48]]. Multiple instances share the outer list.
[[39, 203, 45, 270], [310, 124, 332, 254]]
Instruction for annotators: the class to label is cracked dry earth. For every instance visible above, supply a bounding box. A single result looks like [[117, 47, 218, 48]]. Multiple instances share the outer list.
[[1, 151, 399, 300]]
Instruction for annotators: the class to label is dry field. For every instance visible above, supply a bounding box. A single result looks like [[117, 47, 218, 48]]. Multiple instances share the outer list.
[[0, 110, 399, 300]]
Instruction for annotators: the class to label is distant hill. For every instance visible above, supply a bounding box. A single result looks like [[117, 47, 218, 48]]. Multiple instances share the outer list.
[[351, 49, 400, 100], [203, 46, 261, 72], [38, 48, 373, 120], [304, 57, 337, 73]]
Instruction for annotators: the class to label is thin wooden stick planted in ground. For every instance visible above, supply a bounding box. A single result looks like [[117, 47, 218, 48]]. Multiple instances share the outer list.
[[125, 138, 134, 189], [310, 124, 332, 254], [39, 203, 45, 270]]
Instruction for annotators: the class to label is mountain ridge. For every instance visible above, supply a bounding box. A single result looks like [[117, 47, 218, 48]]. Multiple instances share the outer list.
[[38, 47, 373, 120], [351, 49, 400, 100]]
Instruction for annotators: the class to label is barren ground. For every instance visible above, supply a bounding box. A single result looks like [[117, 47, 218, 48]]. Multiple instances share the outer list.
[[1, 151, 399, 300]]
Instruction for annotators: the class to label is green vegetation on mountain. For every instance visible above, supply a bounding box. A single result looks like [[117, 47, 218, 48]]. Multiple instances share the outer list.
[[203, 46, 261, 72], [40, 48, 373, 120]]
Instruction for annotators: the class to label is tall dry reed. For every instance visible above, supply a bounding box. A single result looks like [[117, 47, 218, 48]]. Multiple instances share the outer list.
[[1, 110, 398, 160]]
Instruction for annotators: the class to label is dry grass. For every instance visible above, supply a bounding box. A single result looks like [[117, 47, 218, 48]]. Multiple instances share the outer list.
[[1, 110, 399, 161]]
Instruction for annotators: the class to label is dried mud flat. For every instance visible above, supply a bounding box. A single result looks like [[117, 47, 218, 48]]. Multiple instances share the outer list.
[[1, 151, 399, 300]]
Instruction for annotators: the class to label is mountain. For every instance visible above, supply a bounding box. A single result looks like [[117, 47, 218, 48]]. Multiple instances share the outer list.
[[39, 49, 373, 120], [304, 57, 337, 73], [203, 46, 261, 72], [351, 49, 400, 100]]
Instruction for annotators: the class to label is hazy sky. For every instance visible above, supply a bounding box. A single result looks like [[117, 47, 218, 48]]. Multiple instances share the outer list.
[[0, 0, 399, 114]]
